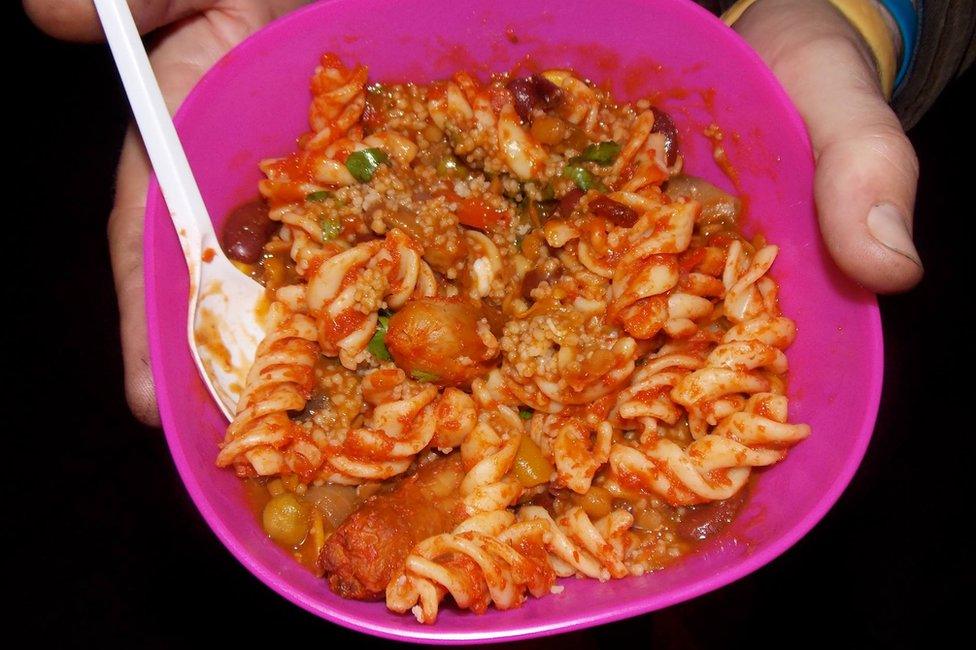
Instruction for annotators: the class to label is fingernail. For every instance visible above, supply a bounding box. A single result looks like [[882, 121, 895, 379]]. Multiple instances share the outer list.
[[866, 203, 922, 267]]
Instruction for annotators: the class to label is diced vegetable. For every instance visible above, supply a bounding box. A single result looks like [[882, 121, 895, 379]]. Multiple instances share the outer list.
[[368, 314, 392, 361], [306, 190, 333, 202], [578, 141, 621, 166], [562, 164, 606, 192], [457, 197, 506, 230], [513, 435, 553, 488], [575, 485, 613, 519], [345, 147, 389, 182], [262, 492, 310, 546], [320, 217, 341, 240], [411, 369, 440, 382], [518, 407, 534, 420]]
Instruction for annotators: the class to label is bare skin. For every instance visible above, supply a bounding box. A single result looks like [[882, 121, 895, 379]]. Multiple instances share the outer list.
[[23, 0, 924, 426]]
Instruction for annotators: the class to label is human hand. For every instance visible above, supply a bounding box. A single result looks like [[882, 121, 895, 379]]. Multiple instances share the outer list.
[[24, 0, 307, 426], [731, 0, 923, 293]]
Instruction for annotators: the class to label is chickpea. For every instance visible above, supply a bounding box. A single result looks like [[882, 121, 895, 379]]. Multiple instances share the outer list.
[[530, 115, 568, 145], [386, 298, 497, 386], [262, 493, 310, 546]]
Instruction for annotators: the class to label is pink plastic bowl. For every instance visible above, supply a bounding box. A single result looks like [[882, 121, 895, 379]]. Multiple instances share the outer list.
[[145, 0, 882, 642]]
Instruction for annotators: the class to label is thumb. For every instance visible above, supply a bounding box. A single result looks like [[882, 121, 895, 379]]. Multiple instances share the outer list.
[[110, 128, 160, 427], [734, 0, 923, 293]]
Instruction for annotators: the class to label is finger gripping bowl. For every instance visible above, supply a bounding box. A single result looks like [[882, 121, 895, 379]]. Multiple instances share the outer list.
[[145, 0, 883, 642]]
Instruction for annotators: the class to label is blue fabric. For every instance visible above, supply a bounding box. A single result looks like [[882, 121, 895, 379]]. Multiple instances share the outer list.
[[877, 0, 921, 89]]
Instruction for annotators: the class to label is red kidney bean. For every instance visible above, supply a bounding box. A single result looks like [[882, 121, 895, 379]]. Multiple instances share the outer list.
[[221, 199, 277, 263], [674, 486, 749, 542], [506, 74, 562, 123], [558, 188, 584, 220], [589, 195, 639, 227], [362, 85, 389, 131], [651, 108, 679, 166]]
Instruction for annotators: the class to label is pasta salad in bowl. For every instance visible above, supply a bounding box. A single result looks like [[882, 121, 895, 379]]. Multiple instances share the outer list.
[[144, 0, 882, 642]]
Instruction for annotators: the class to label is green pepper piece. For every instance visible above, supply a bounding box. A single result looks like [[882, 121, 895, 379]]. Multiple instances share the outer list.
[[320, 217, 341, 240], [306, 190, 333, 202], [579, 141, 621, 166], [562, 163, 606, 192], [345, 148, 389, 182], [411, 369, 439, 382], [367, 314, 391, 361]]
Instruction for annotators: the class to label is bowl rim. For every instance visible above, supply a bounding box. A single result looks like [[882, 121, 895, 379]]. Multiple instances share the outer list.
[[144, 0, 884, 643]]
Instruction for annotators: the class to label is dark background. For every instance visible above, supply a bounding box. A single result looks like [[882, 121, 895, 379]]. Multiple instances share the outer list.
[[15, 4, 967, 647]]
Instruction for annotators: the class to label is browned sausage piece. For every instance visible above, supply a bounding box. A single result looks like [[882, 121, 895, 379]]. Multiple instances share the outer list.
[[318, 453, 466, 600]]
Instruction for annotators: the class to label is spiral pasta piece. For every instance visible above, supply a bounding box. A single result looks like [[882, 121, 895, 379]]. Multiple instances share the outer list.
[[610, 320, 807, 503], [269, 204, 350, 277], [460, 406, 524, 514], [612, 352, 705, 433], [608, 110, 670, 192], [217, 305, 318, 476], [607, 198, 699, 339], [311, 383, 440, 484], [530, 413, 612, 494], [258, 56, 367, 204], [308, 54, 368, 147], [609, 389, 809, 505], [427, 73, 547, 180], [307, 229, 436, 369], [385, 504, 634, 623]]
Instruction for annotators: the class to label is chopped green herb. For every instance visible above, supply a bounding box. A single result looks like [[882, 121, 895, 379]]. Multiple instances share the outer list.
[[345, 148, 389, 182], [367, 314, 391, 361], [518, 407, 534, 420], [562, 163, 606, 192], [305, 190, 333, 202], [320, 217, 341, 241], [411, 369, 439, 382], [579, 141, 621, 166]]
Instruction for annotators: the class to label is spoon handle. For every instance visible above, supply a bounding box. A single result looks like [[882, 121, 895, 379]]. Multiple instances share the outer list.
[[93, 0, 214, 260]]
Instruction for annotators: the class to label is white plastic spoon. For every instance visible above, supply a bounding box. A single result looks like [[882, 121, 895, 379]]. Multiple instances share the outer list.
[[94, 0, 265, 420]]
